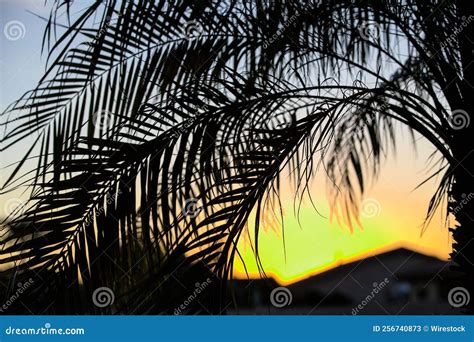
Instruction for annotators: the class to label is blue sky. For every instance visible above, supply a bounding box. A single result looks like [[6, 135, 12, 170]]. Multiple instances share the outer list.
[[1, 0, 48, 109]]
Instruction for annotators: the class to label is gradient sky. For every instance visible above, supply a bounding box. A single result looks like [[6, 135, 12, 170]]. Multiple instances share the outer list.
[[233, 136, 453, 284], [1, 0, 453, 285]]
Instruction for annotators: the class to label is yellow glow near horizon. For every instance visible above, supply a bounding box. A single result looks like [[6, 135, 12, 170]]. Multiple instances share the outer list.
[[233, 134, 453, 285]]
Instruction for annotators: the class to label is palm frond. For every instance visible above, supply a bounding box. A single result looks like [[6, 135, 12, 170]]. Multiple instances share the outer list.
[[1, 0, 468, 313]]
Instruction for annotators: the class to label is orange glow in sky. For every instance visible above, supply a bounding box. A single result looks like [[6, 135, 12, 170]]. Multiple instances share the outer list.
[[233, 131, 453, 285]]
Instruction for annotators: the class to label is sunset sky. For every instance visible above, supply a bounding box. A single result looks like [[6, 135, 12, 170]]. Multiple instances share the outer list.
[[1, 0, 453, 285], [233, 137, 453, 284]]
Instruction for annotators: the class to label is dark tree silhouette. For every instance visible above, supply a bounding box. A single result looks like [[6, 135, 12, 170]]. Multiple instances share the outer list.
[[1, 0, 473, 313]]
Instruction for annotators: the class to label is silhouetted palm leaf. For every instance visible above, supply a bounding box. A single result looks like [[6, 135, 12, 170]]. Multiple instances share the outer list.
[[1, 0, 472, 313]]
